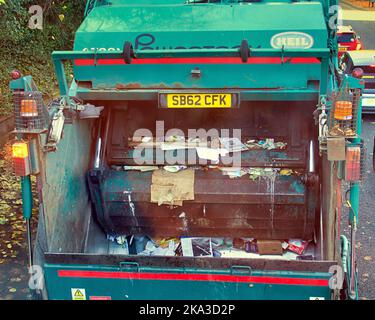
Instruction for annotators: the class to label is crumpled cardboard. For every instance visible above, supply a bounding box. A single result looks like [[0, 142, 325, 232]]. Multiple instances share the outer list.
[[257, 240, 283, 255], [151, 168, 195, 206]]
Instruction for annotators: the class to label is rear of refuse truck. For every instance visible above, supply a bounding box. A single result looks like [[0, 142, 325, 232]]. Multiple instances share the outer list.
[[9, 0, 364, 300]]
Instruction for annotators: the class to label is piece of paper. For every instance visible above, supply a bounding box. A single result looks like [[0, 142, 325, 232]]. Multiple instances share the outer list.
[[218, 249, 298, 260], [139, 240, 177, 256], [161, 142, 190, 151], [161, 140, 208, 151], [181, 237, 213, 257], [79, 105, 104, 119], [141, 136, 152, 143], [124, 166, 159, 172], [151, 168, 195, 206], [220, 137, 248, 152], [165, 135, 185, 142], [163, 165, 187, 173], [150, 185, 183, 206], [196, 147, 228, 162], [220, 167, 247, 178]]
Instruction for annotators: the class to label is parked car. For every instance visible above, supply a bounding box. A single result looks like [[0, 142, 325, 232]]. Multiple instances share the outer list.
[[339, 50, 375, 114], [337, 25, 363, 57]]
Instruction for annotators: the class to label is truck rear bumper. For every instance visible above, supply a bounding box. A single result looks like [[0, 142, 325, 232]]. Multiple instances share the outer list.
[[43, 253, 336, 300]]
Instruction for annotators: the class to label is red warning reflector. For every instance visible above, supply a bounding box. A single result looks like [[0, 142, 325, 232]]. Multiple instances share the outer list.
[[345, 146, 361, 181], [89, 296, 112, 300]]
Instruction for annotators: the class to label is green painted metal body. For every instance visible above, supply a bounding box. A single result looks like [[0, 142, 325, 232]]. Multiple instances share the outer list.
[[346, 75, 363, 299], [40, 118, 94, 252], [44, 262, 332, 300], [52, 1, 333, 101], [9, 75, 36, 91], [347, 75, 363, 226], [76, 2, 327, 52], [21, 176, 33, 220]]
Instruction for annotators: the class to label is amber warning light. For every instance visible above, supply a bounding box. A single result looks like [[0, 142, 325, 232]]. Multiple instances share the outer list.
[[20, 99, 38, 117], [12, 142, 31, 176], [12, 142, 29, 159]]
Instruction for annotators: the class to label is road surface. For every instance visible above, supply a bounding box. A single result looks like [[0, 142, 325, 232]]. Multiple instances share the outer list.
[[341, 1, 375, 47]]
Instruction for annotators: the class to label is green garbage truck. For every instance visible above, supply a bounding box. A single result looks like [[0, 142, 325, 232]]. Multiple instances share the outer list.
[[9, 0, 365, 300]]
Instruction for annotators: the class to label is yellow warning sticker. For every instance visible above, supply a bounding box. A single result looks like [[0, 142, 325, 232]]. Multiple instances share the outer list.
[[71, 288, 87, 300]]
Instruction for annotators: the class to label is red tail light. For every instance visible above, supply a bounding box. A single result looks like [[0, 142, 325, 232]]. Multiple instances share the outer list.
[[352, 67, 364, 79], [345, 147, 361, 181]]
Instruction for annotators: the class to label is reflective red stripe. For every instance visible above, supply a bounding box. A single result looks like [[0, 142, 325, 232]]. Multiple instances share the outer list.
[[57, 270, 329, 287], [89, 296, 112, 300], [74, 57, 321, 66]]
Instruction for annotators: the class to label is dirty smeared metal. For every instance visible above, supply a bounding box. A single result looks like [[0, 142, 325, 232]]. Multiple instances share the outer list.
[[44, 253, 337, 273], [114, 82, 185, 90], [42, 119, 94, 252], [87, 169, 315, 239], [86, 99, 319, 239]]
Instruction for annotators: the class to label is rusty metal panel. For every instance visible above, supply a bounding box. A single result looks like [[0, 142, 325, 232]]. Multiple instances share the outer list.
[[88, 169, 315, 240]]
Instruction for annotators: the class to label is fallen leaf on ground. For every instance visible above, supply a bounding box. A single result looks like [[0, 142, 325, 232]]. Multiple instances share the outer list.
[[10, 277, 22, 282], [364, 256, 373, 262]]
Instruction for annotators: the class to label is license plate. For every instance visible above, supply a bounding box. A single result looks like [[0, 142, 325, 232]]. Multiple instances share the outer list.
[[165, 93, 232, 109], [339, 47, 347, 52]]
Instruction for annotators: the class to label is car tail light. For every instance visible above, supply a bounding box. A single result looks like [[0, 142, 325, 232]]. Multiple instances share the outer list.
[[355, 43, 362, 50], [352, 67, 364, 79], [20, 99, 38, 117], [345, 146, 361, 181], [12, 141, 31, 176]]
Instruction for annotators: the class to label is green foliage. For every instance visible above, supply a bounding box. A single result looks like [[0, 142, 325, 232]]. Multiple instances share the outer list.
[[0, 0, 86, 116]]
